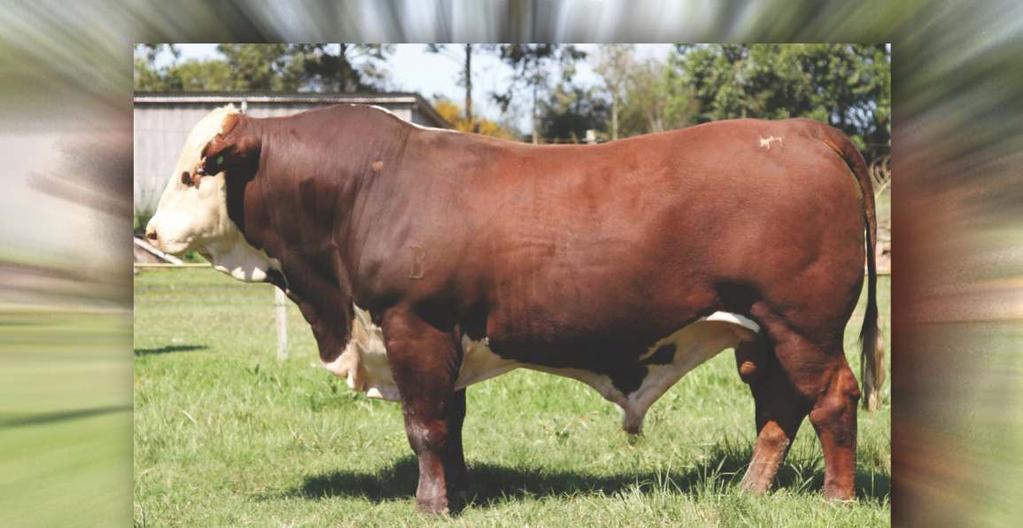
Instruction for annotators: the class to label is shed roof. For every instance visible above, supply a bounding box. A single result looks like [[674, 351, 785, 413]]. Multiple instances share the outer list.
[[133, 91, 451, 129]]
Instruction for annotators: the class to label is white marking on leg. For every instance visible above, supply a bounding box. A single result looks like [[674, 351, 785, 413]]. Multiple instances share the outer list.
[[321, 305, 400, 401]]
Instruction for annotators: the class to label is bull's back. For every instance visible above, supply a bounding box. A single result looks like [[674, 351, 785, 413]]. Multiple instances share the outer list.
[[462, 119, 863, 287]]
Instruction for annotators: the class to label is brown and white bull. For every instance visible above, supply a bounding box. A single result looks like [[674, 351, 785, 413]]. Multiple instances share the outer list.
[[145, 103, 882, 513]]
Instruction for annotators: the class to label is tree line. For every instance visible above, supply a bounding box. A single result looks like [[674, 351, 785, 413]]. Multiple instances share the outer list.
[[135, 44, 889, 162]]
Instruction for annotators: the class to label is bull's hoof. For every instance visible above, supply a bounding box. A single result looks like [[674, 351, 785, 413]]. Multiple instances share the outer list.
[[450, 485, 469, 502], [415, 496, 450, 515], [823, 483, 856, 502], [738, 475, 771, 495]]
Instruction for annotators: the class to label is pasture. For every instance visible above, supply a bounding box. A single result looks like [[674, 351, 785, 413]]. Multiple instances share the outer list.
[[1, 310, 130, 527], [134, 268, 890, 527]]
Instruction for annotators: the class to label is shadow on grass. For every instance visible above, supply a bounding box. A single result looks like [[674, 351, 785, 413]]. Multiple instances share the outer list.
[[0, 404, 131, 429], [284, 443, 889, 509], [134, 344, 207, 356]]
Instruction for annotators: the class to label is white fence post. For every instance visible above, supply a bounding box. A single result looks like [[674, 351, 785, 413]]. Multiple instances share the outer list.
[[274, 286, 288, 360]]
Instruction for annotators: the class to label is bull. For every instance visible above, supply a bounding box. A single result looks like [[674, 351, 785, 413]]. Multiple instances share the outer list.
[[145, 103, 882, 513]]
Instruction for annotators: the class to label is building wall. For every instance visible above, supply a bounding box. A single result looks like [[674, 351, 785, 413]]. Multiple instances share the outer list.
[[134, 98, 435, 212]]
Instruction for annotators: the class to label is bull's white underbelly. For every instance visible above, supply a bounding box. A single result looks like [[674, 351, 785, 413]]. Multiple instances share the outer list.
[[322, 307, 760, 433]]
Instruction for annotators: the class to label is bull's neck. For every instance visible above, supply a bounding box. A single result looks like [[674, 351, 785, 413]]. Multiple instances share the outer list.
[[249, 110, 414, 333], [280, 114, 410, 267]]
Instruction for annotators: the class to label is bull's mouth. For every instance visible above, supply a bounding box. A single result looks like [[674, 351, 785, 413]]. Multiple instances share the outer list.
[[152, 238, 193, 257]]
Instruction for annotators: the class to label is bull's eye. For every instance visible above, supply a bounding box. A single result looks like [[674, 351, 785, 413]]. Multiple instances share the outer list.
[[180, 171, 192, 185], [201, 155, 225, 175]]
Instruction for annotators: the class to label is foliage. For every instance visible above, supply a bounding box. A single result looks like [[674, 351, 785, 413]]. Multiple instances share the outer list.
[[433, 98, 517, 140], [166, 58, 235, 91], [492, 44, 588, 142], [285, 44, 394, 93], [214, 44, 302, 91], [616, 59, 699, 137], [133, 268, 889, 526], [132, 205, 154, 236], [492, 44, 587, 111], [133, 44, 393, 93], [425, 44, 491, 130], [670, 44, 890, 161], [593, 45, 634, 140], [133, 43, 890, 159], [133, 56, 168, 91], [536, 85, 611, 142]]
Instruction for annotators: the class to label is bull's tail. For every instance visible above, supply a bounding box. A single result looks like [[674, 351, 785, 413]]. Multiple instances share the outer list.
[[819, 124, 884, 411]]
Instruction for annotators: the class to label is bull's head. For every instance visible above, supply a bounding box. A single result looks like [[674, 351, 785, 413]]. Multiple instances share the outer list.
[[144, 105, 276, 282]]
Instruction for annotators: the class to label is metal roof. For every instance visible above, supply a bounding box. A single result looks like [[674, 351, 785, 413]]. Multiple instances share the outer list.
[[133, 91, 450, 128]]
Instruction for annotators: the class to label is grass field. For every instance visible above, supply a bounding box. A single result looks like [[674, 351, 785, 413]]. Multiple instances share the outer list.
[[134, 268, 890, 527], [0, 310, 131, 527]]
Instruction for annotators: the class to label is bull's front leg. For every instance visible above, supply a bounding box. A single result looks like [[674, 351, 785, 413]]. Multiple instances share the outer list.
[[380, 306, 464, 514], [444, 389, 468, 500]]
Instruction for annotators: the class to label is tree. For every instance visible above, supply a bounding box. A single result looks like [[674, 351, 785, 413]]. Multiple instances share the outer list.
[[287, 44, 394, 92], [134, 44, 179, 91], [136, 43, 179, 64], [215, 44, 302, 91], [425, 44, 487, 132], [132, 44, 394, 94], [432, 98, 517, 139], [616, 58, 697, 137], [594, 45, 634, 140], [134, 56, 168, 91], [163, 59, 235, 91], [492, 44, 587, 143], [536, 85, 611, 142], [670, 44, 890, 162]]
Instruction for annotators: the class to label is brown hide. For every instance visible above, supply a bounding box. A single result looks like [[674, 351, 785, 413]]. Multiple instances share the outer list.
[[226, 106, 865, 367], [213, 104, 877, 508]]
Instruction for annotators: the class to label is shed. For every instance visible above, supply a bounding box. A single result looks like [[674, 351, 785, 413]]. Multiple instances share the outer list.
[[133, 92, 449, 212]]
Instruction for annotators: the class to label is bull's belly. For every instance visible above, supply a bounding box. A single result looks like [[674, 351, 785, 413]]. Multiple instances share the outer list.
[[322, 307, 759, 433]]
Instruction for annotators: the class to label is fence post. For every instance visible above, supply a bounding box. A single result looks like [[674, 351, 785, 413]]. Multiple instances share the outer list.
[[274, 286, 288, 360]]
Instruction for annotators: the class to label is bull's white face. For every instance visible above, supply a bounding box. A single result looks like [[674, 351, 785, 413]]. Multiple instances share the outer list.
[[145, 105, 276, 282]]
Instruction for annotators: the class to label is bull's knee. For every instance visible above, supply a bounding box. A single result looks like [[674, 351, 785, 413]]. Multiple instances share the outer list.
[[404, 416, 449, 455], [808, 367, 860, 434]]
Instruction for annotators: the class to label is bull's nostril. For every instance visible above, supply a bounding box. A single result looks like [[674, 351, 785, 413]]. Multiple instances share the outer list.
[[146, 229, 158, 241]]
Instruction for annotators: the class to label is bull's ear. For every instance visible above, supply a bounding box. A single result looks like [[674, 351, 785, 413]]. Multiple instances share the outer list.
[[220, 112, 240, 135], [198, 112, 243, 175], [199, 113, 261, 177]]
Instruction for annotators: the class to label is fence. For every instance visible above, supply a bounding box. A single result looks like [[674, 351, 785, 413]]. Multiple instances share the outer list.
[[134, 261, 292, 360]]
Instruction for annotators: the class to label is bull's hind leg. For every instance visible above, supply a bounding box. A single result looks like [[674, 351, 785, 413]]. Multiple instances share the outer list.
[[735, 337, 810, 493], [381, 307, 463, 514], [807, 356, 860, 499], [755, 315, 861, 500]]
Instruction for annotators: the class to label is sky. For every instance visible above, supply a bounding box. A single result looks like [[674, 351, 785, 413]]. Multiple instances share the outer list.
[[153, 44, 674, 132]]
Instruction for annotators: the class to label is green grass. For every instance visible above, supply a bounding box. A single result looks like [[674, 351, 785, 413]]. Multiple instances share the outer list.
[[134, 268, 890, 527], [0, 310, 132, 527]]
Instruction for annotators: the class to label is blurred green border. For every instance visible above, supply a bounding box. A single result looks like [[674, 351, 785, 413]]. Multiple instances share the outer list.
[[2, 1, 1021, 527]]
